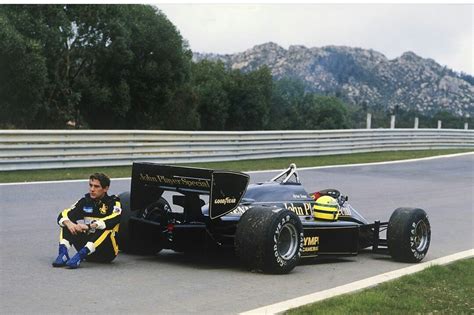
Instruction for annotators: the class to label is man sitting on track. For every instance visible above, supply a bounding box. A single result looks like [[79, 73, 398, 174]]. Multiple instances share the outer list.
[[52, 173, 121, 269]]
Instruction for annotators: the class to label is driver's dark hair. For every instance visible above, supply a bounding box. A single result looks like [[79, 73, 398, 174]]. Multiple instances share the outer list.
[[90, 173, 110, 188]]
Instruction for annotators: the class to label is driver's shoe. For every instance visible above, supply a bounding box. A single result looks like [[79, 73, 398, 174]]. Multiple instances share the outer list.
[[52, 244, 70, 267], [66, 247, 90, 269]]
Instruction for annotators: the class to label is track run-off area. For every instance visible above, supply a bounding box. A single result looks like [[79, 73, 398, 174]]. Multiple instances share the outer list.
[[1, 153, 473, 314]]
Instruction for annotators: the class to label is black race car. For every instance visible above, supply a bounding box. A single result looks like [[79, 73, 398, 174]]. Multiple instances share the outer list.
[[117, 163, 431, 274]]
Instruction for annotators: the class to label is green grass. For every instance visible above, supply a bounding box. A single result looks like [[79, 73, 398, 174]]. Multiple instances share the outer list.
[[287, 258, 474, 315], [0, 149, 471, 183]]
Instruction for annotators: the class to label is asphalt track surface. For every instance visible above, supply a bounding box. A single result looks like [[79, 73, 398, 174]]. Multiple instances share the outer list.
[[1, 154, 473, 314]]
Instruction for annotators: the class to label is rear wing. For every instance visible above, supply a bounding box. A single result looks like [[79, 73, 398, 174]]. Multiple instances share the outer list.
[[130, 163, 250, 219]]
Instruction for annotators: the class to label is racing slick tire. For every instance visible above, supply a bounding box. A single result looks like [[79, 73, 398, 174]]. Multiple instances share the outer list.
[[235, 207, 303, 274], [387, 207, 431, 263], [117, 192, 133, 252], [117, 192, 163, 255]]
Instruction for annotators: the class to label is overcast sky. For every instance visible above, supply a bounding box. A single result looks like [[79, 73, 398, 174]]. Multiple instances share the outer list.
[[157, 4, 473, 75]]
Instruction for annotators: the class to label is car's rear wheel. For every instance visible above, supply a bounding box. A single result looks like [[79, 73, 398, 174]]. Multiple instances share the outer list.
[[117, 192, 165, 255], [387, 207, 431, 262], [116, 192, 133, 252], [235, 207, 303, 274]]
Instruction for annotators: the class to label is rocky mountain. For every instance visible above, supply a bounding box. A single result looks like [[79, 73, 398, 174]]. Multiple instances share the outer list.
[[193, 42, 474, 117]]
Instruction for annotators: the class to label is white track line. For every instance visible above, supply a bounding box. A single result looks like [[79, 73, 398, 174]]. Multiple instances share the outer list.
[[249, 151, 474, 174], [1, 152, 472, 186], [0, 177, 130, 186], [240, 249, 474, 315]]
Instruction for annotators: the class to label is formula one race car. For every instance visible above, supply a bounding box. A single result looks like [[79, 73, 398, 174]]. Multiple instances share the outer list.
[[117, 163, 431, 274]]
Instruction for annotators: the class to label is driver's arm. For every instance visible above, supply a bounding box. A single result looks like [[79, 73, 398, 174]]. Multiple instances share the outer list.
[[57, 198, 86, 234], [90, 198, 122, 230]]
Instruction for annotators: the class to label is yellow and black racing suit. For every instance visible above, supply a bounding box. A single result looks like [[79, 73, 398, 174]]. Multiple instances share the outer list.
[[57, 193, 121, 262]]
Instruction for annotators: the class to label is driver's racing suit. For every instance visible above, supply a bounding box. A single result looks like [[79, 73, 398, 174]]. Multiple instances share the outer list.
[[57, 193, 121, 262]]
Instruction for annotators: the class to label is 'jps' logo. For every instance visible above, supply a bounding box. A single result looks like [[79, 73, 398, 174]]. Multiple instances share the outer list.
[[99, 204, 108, 214]]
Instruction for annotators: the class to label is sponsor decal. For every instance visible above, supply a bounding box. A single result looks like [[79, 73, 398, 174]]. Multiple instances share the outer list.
[[214, 197, 237, 205], [338, 206, 352, 216], [304, 236, 319, 246], [284, 203, 312, 216], [302, 236, 319, 253], [292, 193, 308, 199], [139, 173, 210, 189], [83, 206, 93, 213], [228, 205, 249, 215], [99, 203, 108, 215]]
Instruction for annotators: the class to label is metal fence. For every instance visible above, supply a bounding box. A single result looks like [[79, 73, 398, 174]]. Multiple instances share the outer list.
[[1, 129, 473, 171]]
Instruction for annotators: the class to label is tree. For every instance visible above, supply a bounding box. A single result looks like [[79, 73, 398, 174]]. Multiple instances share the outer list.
[[71, 5, 193, 129], [225, 66, 273, 130], [0, 9, 47, 128], [269, 77, 307, 130], [431, 111, 462, 129], [191, 60, 230, 130], [0, 5, 192, 129], [1, 5, 86, 128], [298, 95, 350, 130], [118, 5, 192, 129]]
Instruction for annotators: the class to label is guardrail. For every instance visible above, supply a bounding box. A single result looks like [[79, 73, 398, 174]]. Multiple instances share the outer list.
[[1, 129, 473, 171]]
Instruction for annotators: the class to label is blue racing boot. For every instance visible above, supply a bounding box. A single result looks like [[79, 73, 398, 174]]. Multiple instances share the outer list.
[[52, 244, 70, 267], [66, 247, 90, 269]]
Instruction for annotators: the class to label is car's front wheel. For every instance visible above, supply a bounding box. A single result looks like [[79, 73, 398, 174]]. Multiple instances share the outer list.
[[235, 207, 303, 274], [387, 207, 431, 262]]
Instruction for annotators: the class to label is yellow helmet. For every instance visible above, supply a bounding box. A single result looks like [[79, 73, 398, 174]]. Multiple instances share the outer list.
[[313, 195, 339, 221]]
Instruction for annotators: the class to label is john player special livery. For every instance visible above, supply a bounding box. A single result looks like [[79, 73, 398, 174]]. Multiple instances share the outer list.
[[118, 163, 431, 274]]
